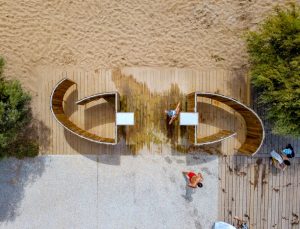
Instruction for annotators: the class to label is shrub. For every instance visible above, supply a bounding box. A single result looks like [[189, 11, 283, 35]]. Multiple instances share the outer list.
[[0, 57, 39, 159], [246, 3, 300, 137]]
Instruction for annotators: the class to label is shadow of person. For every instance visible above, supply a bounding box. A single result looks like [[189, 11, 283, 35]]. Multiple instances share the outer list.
[[181, 172, 196, 202], [166, 116, 175, 141]]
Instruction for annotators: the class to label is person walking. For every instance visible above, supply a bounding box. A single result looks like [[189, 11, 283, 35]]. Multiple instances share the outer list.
[[182, 170, 204, 188]]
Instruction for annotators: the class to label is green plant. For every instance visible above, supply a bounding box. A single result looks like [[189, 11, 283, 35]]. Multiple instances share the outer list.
[[246, 3, 300, 137], [0, 57, 39, 159]]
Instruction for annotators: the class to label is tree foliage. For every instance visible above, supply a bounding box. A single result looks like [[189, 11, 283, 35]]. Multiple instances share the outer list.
[[0, 57, 38, 159], [246, 3, 300, 137]]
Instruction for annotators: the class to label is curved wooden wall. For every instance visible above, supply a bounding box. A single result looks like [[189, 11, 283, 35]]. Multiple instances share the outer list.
[[50, 78, 117, 144], [187, 92, 265, 156]]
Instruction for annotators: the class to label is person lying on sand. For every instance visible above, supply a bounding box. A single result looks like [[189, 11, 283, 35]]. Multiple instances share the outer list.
[[182, 171, 203, 188], [165, 102, 180, 125]]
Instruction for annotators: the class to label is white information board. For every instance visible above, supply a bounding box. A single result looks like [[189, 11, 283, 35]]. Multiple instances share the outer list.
[[116, 112, 135, 126], [179, 112, 198, 126]]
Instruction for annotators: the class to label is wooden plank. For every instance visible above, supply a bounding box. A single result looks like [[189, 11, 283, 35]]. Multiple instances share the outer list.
[[273, 164, 280, 229], [224, 156, 230, 223], [257, 159, 263, 229], [219, 156, 225, 221], [261, 159, 269, 229], [54, 70, 61, 154], [229, 156, 234, 224], [279, 166, 287, 229], [249, 158, 255, 228], [293, 159, 300, 229], [237, 156, 244, 225], [230, 156, 236, 226], [282, 160, 291, 229], [197, 130, 236, 144]]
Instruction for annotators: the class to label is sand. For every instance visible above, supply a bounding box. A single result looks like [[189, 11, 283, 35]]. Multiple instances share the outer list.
[[0, 0, 296, 97]]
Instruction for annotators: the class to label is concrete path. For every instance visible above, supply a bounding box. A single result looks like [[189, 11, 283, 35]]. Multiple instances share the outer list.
[[0, 153, 218, 229]]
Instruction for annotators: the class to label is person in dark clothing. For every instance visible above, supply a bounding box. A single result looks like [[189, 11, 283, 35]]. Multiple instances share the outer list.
[[282, 144, 295, 158]]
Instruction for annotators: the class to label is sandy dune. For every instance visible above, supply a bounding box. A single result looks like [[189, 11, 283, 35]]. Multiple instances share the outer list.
[[0, 0, 296, 100]]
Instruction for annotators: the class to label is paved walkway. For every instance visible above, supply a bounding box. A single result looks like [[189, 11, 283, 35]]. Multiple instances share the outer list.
[[0, 153, 218, 229]]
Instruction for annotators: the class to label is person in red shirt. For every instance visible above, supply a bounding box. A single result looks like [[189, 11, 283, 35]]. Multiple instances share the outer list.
[[182, 171, 204, 188]]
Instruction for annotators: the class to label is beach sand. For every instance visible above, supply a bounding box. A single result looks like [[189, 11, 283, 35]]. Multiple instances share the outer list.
[[0, 0, 296, 109]]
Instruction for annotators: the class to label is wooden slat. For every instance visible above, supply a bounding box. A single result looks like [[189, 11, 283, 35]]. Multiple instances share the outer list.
[[195, 92, 264, 156], [219, 157, 300, 229], [39, 67, 254, 155], [197, 130, 236, 145]]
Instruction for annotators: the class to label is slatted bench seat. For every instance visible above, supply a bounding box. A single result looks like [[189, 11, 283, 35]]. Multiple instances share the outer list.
[[197, 130, 237, 145], [76, 92, 117, 105], [186, 92, 265, 156], [50, 78, 118, 144]]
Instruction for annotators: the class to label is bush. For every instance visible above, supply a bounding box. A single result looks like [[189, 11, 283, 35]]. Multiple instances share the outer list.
[[246, 3, 300, 137], [0, 57, 39, 159]]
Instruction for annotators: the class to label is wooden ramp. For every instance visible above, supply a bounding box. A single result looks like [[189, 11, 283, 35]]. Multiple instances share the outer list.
[[37, 67, 249, 155]]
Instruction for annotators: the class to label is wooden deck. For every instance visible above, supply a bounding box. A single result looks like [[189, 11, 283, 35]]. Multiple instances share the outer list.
[[37, 67, 249, 155], [36, 67, 300, 228], [219, 156, 300, 229]]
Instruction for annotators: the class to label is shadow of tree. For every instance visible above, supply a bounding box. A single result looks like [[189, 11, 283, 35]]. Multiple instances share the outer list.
[[1, 107, 51, 158], [0, 108, 50, 222], [251, 86, 300, 157], [29, 118, 51, 153], [0, 157, 47, 222]]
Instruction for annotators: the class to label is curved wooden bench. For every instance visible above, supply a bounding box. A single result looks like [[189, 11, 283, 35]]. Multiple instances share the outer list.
[[50, 78, 116, 144], [197, 130, 237, 145], [76, 92, 118, 106], [187, 92, 265, 156]]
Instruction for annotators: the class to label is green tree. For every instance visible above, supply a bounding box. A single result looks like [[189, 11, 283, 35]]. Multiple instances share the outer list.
[[246, 3, 300, 137], [0, 57, 38, 159]]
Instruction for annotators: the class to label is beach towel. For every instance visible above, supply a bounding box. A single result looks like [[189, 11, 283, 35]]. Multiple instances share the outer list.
[[270, 150, 283, 164], [213, 221, 236, 229]]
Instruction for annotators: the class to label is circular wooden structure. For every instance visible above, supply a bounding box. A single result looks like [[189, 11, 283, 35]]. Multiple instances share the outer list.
[[187, 92, 265, 156], [50, 78, 118, 144]]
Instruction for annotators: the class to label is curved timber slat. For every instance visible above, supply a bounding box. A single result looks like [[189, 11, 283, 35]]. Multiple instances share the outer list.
[[50, 78, 117, 144], [197, 130, 237, 145], [187, 92, 265, 156], [76, 92, 118, 106]]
